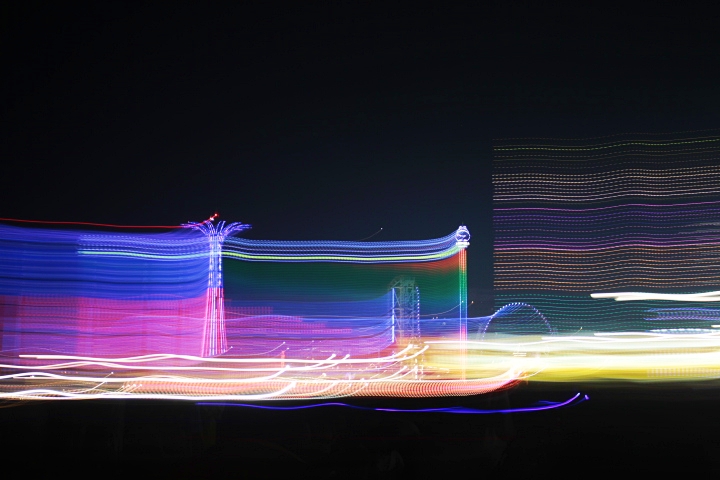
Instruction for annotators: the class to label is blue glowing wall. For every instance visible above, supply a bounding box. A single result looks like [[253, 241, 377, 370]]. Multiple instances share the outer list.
[[0, 222, 470, 359]]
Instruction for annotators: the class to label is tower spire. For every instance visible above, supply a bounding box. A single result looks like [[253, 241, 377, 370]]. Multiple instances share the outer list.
[[456, 225, 470, 380]]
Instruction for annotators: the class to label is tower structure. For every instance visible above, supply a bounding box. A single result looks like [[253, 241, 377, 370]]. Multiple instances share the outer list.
[[390, 276, 420, 346], [185, 215, 250, 357], [390, 276, 421, 378], [455, 225, 470, 379]]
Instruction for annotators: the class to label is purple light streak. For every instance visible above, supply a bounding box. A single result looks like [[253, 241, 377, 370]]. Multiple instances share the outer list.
[[196, 392, 588, 414]]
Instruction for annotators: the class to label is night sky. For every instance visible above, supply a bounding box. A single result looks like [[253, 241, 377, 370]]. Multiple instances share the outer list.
[[3, 3, 720, 474], [4, 3, 720, 318]]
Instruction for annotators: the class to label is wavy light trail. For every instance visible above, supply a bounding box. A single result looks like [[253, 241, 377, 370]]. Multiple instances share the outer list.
[[196, 392, 589, 414], [493, 130, 720, 333]]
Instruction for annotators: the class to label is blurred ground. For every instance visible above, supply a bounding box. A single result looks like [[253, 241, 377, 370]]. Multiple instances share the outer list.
[[2, 383, 720, 478]]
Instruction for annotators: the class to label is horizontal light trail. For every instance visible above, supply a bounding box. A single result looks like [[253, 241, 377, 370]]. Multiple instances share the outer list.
[[195, 392, 588, 414], [591, 291, 720, 302], [494, 137, 720, 152], [3, 327, 720, 400], [493, 131, 720, 333], [222, 233, 462, 263]]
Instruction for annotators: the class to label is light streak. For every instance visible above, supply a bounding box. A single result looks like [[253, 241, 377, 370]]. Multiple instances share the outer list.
[[493, 130, 720, 333], [196, 392, 588, 413], [7, 154, 720, 406], [591, 291, 720, 302], [0, 221, 497, 400], [494, 136, 720, 151]]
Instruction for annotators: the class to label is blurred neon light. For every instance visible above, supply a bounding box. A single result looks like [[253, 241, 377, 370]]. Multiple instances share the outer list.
[[0, 221, 504, 400], [196, 392, 589, 413], [592, 291, 720, 302], [4, 207, 720, 404], [184, 218, 250, 357]]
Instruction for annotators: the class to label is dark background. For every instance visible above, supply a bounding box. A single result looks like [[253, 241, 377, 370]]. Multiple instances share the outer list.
[[4, 2, 720, 315], [2, 2, 720, 477]]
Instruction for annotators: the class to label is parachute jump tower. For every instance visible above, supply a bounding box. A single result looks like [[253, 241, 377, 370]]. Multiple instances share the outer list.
[[186, 215, 250, 357]]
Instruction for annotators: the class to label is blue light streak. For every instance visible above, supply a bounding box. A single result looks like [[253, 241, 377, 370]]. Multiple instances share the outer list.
[[196, 392, 588, 413]]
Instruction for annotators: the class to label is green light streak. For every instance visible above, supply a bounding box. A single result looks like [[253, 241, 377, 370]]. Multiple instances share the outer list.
[[78, 250, 205, 260], [78, 246, 461, 263], [222, 247, 459, 262]]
